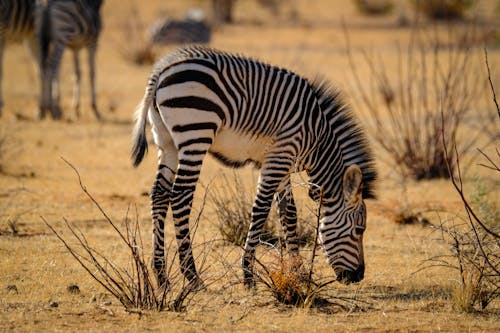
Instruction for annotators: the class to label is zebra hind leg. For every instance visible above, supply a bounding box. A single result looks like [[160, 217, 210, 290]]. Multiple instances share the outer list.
[[169, 146, 212, 291], [150, 148, 178, 290], [87, 43, 101, 121], [71, 50, 81, 120], [151, 165, 172, 289]]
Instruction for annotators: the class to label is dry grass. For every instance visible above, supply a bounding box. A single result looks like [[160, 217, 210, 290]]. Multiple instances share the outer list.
[[0, 0, 499, 331]]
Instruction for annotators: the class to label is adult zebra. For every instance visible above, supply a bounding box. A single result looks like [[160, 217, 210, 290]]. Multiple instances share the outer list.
[[38, 0, 103, 120], [0, 0, 38, 117], [132, 46, 376, 289]]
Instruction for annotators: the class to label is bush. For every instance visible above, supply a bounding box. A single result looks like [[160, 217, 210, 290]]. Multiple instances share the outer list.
[[411, 0, 474, 20], [210, 171, 278, 246], [346, 25, 486, 180], [420, 51, 499, 312], [354, 0, 394, 16], [210, 171, 316, 247], [44, 160, 210, 312]]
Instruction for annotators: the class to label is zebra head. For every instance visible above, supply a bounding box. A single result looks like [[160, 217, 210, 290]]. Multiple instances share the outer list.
[[319, 164, 366, 284]]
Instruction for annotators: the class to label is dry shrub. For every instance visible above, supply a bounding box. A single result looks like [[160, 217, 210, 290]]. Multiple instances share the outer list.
[[420, 54, 499, 312], [210, 171, 315, 247], [393, 209, 430, 226], [210, 171, 278, 246], [424, 217, 499, 312], [411, 0, 474, 20], [346, 24, 487, 180], [117, 2, 155, 66], [44, 159, 210, 312], [255, 252, 314, 306], [354, 0, 394, 16]]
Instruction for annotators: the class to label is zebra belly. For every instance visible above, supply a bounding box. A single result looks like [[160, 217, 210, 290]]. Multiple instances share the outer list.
[[209, 128, 274, 168]]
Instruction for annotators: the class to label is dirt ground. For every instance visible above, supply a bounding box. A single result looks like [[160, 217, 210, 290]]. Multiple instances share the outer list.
[[1, 0, 499, 332]]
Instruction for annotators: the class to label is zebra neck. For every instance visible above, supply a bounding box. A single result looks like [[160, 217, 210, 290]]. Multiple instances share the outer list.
[[307, 130, 345, 201]]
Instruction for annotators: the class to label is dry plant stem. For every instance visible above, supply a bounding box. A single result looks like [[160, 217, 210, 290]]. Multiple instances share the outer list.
[[42, 158, 212, 312], [307, 189, 322, 290], [42, 217, 131, 306], [484, 48, 500, 119], [477, 148, 500, 171]]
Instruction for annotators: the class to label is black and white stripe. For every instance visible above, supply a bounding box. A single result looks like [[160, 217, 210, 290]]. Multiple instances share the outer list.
[[38, 0, 103, 120], [0, 0, 38, 116], [132, 46, 376, 288]]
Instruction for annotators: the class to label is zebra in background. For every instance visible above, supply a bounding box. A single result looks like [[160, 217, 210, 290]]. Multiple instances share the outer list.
[[0, 0, 38, 117], [38, 0, 103, 120], [131, 46, 376, 289], [149, 8, 211, 46]]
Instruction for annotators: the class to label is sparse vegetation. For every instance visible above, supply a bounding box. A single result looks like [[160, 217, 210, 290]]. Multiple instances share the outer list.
[[346, 24, 486, 180], [420, 50, 499, 313], [210, 171, 316, 247], [210, 171, 278, 246], [44, 160, 210, 312]]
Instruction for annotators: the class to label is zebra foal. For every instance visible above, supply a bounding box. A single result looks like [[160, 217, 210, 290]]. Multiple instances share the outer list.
[[132, 46, 376, 289], [38, 0, 103, 120], [0, 0, 38, 117]]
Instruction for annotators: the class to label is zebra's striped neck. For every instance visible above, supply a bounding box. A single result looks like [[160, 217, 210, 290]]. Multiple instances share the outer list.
[[307, 80, 377, 200]]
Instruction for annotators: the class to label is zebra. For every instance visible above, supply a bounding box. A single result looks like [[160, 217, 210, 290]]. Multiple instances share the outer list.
[[38, 0, 103, 120], [131, 46, 376, 289], [0, 0, 38, 117]]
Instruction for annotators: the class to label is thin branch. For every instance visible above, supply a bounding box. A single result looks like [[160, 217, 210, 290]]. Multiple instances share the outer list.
[[484, 48, 500, 119]]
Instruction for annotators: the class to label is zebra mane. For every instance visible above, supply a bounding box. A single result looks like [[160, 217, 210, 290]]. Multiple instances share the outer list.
[[310, 79, 377, 199]]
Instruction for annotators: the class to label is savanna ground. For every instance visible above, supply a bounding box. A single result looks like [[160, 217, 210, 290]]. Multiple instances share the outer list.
[[0, 0, 499, 332]]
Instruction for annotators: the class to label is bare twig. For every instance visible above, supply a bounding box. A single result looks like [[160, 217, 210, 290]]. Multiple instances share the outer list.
[[484, 48, 500, 119]]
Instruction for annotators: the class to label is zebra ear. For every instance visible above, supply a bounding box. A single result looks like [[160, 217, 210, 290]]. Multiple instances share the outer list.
[[343, 165, 363, 203]]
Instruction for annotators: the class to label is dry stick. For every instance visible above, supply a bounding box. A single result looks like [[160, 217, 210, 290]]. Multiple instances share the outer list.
[[62, 218, 134, 305], [307, 189, 322, 291], [440, 110, 500, 286], [61, 157, 137, 252], [477, 148, 499, 172], [484, 48, 500, 119], [441, 115, 499, 239]]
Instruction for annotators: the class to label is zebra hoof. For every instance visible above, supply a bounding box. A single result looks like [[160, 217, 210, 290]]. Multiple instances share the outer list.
[[243, 277, 257, 290], [51, 106, 63, 120]]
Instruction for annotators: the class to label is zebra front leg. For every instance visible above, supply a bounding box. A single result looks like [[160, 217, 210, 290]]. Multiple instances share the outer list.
[[242, 156, 292, 288], [71, 50, 81, 120], [276, 179, 299, 255], [87, 43, 101, 121]]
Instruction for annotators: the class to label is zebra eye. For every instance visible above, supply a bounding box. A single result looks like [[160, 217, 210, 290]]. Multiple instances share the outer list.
[[354, 225, 365, 235]]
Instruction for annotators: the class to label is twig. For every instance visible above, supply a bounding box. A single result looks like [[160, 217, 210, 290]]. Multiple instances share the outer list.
[[484, 48, 500, 119]]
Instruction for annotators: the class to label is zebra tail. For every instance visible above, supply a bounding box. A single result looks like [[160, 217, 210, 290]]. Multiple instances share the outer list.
[[39, 3, 51, 70], [131, 70, 161, 167]]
